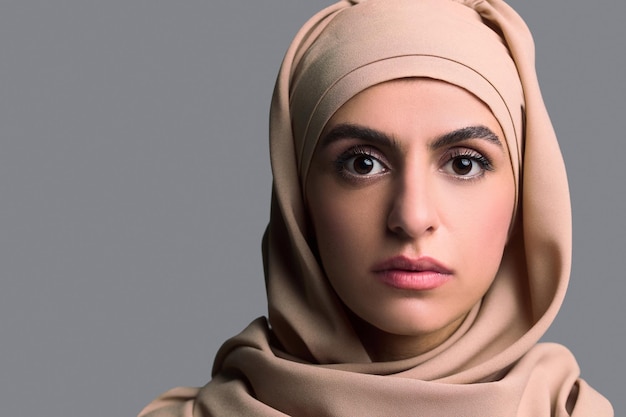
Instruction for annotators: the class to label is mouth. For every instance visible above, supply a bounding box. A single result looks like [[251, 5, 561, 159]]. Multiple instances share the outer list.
[[371, 255, 453, 291]]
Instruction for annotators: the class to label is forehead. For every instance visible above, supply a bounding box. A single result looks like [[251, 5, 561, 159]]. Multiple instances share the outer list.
[[323, 79, 506, 149]]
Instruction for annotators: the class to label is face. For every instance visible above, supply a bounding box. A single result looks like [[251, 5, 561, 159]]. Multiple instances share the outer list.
[[305, 79, 516, 356]]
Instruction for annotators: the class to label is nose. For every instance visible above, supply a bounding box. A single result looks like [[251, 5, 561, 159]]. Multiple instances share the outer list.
[[386, 171, 440, 239]]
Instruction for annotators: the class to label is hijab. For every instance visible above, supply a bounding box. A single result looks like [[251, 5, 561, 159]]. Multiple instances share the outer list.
[[139, 0, 613, 415]]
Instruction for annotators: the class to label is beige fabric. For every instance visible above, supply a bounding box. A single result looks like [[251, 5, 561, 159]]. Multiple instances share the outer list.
[[139, 0, 613, 415]]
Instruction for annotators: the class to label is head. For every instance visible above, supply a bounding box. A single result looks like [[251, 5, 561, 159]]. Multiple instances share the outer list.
[[305, 78, 516, 359], [264, 0, 571, 366]]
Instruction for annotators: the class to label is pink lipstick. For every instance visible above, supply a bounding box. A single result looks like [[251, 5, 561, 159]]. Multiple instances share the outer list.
[[372, 256, 453, 291]]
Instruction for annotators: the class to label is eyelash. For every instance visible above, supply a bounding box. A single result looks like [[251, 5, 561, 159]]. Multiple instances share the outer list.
[[441, 148, 494, 180], [333, 145, 494, 182], [334, 145, 389, 181]]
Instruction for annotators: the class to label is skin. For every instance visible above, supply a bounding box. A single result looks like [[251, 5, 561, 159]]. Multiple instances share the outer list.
[[305, 79, 516, 361]]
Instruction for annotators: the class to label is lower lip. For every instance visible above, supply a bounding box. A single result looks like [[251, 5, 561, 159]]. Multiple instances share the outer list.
[[376, 270, 452, 291]]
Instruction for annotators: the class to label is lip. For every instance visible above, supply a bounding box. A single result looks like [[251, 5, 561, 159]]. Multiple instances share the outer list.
[[371, 255, 453, 291]]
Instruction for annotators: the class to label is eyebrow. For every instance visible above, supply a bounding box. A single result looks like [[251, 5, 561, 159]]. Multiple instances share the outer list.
[[320, 123, 400, 148], [320, 123, 503, 150], [429, 125, 503, 150]]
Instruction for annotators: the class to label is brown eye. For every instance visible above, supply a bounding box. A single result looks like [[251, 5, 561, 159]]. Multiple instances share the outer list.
[[335, 146, 389, 179], [441, 149, 491, 179], [352, 156, 375, 174], [343, 154, 387, 176], [452, 157, 473, 175]]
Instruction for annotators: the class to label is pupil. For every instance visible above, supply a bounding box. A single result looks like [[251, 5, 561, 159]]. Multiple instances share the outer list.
[[353, 156, 374, 174], [453, 158, 472, 175]]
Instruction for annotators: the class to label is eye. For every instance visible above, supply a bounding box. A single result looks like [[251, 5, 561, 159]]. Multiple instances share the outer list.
[[335, 146, 389, 178], [441, 149, 493, 179], [344, 155, 386, 175]]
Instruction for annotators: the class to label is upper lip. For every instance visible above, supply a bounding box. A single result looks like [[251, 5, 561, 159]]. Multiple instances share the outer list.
[[371, 255, 453, 274]]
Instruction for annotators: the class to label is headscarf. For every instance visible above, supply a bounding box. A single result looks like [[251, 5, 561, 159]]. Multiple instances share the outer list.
[[139, 0, 613, 415]]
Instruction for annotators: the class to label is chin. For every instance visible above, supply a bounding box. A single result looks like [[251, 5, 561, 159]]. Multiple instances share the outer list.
[[360, 303, 467, 338]]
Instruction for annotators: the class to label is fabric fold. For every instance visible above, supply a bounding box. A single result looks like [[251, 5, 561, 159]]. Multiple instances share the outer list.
[[139, 0, 613, 415]]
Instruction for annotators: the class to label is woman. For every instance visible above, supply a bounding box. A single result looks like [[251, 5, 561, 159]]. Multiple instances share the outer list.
[[139, 0, 613, 415]]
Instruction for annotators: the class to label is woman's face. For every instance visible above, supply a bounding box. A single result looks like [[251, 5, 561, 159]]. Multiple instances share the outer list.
[[305, 79, 516, 356]]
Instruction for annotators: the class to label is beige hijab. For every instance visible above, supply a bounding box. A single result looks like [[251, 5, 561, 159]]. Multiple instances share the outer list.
[[139, 0, 613, 415]]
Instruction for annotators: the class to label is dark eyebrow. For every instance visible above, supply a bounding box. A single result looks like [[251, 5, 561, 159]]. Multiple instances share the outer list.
[[320, 123, 503, 150], [320, 123, 398, 148], [429, 125, 503, 150]]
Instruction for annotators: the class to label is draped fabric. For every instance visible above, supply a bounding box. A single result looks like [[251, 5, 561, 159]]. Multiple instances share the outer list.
[[139, 0, 613, 415]]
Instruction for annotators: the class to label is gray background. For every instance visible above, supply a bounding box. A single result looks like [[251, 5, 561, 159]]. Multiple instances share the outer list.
[[0, 1, 622, 416]]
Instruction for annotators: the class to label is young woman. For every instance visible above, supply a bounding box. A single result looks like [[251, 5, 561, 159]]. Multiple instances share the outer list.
[[139, 0, 613, 415]]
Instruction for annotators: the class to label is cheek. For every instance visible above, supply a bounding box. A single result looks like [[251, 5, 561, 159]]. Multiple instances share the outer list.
[[307, 183, 388, 279], [311, 191, 377, 258], [450, 181, 515, 267]]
